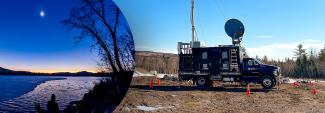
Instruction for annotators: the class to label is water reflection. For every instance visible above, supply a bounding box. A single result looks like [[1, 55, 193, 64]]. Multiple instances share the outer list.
[[0, 77, 99, 112]]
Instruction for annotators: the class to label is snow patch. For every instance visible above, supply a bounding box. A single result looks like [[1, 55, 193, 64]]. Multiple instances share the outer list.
[[133, 71, 155, 77], [156, 74, 167, 79], [133, 71, 178, 79], [123, 107, 130, 112], [282, 77, 325, 84], [136, 105, 174, 111], [287, 78, 297, 84]]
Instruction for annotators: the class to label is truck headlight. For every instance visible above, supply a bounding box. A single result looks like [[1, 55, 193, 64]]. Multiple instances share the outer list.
[[273, 70, 278, 76]]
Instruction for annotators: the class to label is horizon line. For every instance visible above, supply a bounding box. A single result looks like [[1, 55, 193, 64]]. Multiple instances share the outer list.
[[0, 66, 98, 74]]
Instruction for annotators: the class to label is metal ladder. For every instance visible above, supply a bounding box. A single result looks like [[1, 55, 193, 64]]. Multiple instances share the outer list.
[[230, 49, 239, 72]]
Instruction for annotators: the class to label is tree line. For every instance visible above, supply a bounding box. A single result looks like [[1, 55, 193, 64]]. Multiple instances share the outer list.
[[257, 44, 325, 79]]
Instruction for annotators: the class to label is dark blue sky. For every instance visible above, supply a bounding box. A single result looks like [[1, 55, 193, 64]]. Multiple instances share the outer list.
[[0, 0, 98, 72]]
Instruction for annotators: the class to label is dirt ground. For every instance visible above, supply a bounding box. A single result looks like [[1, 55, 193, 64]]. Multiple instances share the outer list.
[[115, 76, 325, 113]]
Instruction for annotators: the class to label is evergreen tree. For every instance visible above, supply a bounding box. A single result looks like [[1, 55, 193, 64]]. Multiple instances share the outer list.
[[262, 55, 268, 64], [309, 49, 316, 61], [319, 44, 325, 61], [308, 49, 319, 78], [294, 44, 306, 59], [293, 44, 307, 78]]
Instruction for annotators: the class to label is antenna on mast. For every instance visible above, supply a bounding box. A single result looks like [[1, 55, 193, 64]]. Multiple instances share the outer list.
[[190, 0, 202, 48], [191, 0, 196, 44]]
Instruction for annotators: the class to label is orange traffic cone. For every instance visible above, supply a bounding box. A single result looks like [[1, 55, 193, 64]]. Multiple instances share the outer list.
[[312, 88, 317, 95], [157, 79, 161, 86], [246, 84, 250, 96], [292, 82, 300, 87], [149, 79, 154, 89]]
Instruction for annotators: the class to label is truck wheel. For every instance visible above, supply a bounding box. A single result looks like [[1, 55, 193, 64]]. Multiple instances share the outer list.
[[261, 76, 274, 89], [196, 77, 210, 87], [272, 78, 277, 87]]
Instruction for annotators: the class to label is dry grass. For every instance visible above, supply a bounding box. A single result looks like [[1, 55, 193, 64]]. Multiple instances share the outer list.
[[115, 76, 325, 113]]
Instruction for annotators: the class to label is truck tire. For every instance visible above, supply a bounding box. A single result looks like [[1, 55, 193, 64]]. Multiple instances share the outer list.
[[261, 76, 275, 89], [272, 78, 277, 87], [196, 77, 211, 87]]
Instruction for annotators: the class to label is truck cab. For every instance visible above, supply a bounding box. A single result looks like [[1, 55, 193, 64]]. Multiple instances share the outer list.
[[241, 58, 280, 89], [242, 58, 280, 77]]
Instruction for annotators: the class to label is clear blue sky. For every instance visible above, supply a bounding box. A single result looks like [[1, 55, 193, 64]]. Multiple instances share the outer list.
[[115, 0, 325, 60], [0, 0, 97, 72]]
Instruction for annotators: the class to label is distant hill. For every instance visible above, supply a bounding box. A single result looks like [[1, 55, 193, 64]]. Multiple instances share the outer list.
[[0, 67, 32, 75], [50, 71, 95, 76], [0, 67, 13, 73], [135, 51, 178, 74], [0, 67, 97, 76]]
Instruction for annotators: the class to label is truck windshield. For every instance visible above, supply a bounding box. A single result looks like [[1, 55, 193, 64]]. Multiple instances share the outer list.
[[254, 59, 263, 65]]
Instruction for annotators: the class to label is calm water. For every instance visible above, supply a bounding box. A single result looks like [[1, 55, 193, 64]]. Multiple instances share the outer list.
[[0, 75, 100, 112]]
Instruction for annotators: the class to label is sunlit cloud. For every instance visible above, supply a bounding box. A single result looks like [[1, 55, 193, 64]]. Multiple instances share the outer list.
[[246, 39, 325, 60]]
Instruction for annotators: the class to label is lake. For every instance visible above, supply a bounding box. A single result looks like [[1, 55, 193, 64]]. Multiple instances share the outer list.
[[0, 75, 100, 112]]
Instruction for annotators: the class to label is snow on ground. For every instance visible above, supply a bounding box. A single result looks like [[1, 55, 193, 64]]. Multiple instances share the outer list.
[[284, 78, 297, 83], [136, 105, 174, 111], [133, 71, 177, 79], [282, 77, 325, 84], [133, 71, 155, 77], [156, 74, 166, 78]]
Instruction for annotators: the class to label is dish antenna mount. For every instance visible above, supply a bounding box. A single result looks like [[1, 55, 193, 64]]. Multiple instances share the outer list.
[[225, 19, 245, 45]]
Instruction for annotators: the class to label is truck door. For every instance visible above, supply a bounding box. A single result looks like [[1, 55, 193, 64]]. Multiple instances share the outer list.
[[242, 59, 260, 76]]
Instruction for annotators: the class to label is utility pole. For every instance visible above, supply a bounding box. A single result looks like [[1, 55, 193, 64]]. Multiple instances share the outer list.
[[191, 0, 196, 46]]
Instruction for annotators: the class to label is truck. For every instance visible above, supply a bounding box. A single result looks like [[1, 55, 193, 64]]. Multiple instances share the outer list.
[[177, 19, 281, 89]]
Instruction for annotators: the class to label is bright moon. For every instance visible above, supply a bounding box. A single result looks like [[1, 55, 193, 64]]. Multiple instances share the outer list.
[[40, 10, 45, 17]]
